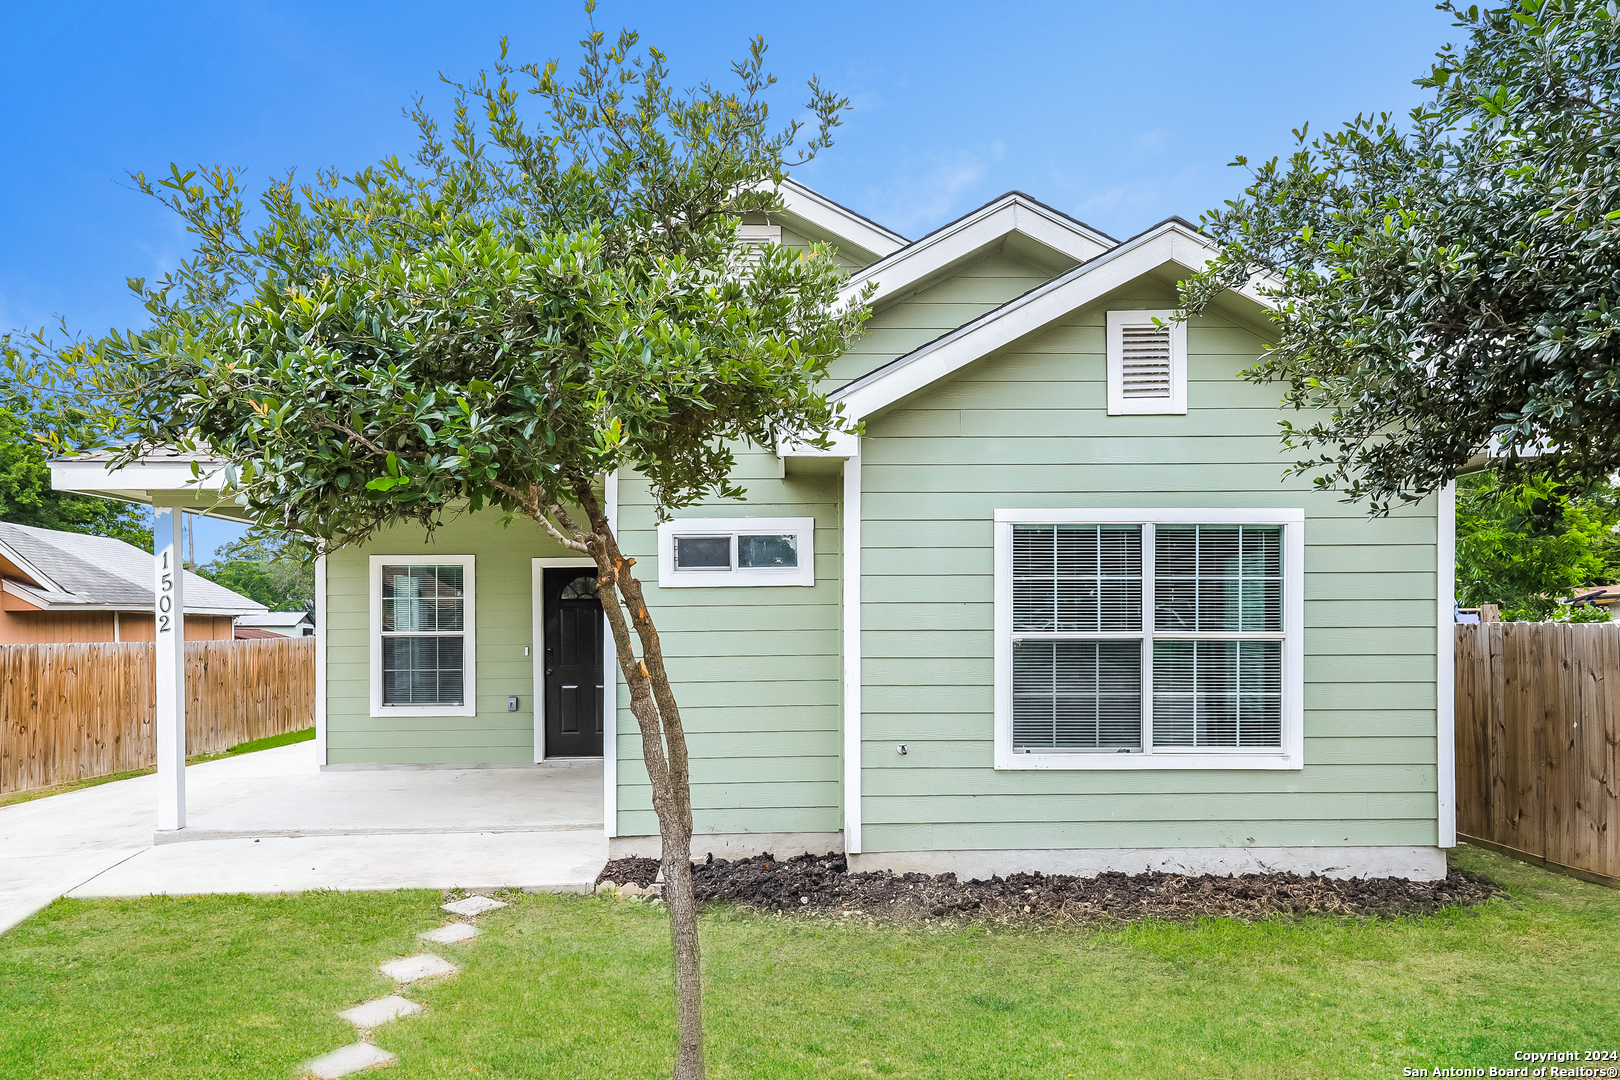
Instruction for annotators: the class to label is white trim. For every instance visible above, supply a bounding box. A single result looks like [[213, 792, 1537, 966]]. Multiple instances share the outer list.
[[603, 470, 619, 838], [842, 449, 863, 853], [0, 579, 259, 616], [315, 552, 328, 766], [1106, 309, 1187, 415], [776, 178, 906, 260], [1436, 481, 1457, 847], [368, 554, 477, 718], [836, 193, 1113, 311], [656, 516, 815, 588], [992, 508, 1306, 771], [0, 538, 62, 592], [833, 222, 1270, 421], [153, 504, 186, 832], [532, 557, 599, 763]]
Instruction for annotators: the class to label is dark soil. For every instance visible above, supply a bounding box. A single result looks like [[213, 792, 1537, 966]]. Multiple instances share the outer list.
[[597, 851, 1502, 925]]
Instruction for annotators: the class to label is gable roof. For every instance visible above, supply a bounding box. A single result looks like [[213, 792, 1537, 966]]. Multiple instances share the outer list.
[[0, 521, 266, 616], [839, 191, 1116, 311], [774, 178, 909, 264], [831, 218, 1273, 421]]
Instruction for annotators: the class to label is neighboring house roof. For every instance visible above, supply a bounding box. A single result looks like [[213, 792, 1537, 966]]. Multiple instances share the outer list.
[[234, 626, 283, 639], [838, 191, 1116, 312], [0, 521, 267, 616], [831, 218, 1273, 421], [237, 610, 315, 629]]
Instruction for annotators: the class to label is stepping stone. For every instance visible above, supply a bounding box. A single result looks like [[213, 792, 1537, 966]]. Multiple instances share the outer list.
[[338, 994, 423, 1029], [442, 894, 507, 917], [379, 953, 458, 984], [419, 922, 481, 944], [305, 1041, 397, 1078]]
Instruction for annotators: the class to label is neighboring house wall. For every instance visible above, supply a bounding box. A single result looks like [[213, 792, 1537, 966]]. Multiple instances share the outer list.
[[324, 513, 576, 765], [0, 608, 234, 643], [854, 280, 1440, 861], [614, 449, 844, 845]]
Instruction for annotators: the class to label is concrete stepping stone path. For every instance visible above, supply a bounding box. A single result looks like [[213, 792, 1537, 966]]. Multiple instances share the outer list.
[[379, 953, 458, 984], [338, 994, 423, 1030], [442, 894, 507, 917], [420, 922, 481, 944], [305, 1042, 397, 1079]]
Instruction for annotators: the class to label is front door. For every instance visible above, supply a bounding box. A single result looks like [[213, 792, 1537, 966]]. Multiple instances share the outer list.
[[542, 567, 605, 757]]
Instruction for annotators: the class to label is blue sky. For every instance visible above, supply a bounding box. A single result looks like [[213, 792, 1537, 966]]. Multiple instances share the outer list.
[[2, 0, 1456, 557]]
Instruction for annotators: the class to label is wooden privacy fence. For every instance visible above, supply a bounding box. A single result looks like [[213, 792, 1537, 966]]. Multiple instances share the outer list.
[[0, 637, 315, 795], [1455, 621, 1620, 886]]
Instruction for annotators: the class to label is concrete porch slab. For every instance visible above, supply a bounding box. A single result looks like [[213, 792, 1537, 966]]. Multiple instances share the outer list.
[[65, 830, 606, 899]]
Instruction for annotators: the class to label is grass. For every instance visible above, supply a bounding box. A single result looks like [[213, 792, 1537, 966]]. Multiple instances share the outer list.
[[0, 845, 1615, 1079], [0, 728, 315, 810]]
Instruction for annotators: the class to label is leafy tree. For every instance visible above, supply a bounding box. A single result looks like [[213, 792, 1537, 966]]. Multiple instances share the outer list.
[[196, 533, 316, 611], [6, 21, 864, 1080], [0, 404, 151, 547], [1456, 471, 1620, 619], [1179, 0, 1620, 509]]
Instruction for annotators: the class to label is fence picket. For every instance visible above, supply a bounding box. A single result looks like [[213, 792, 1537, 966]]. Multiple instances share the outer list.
[[0, 638, 314, 794], [1456, 621, 1620, 886]]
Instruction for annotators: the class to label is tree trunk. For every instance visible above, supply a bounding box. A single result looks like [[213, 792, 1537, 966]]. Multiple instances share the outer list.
[[567, 479, 705, 1080]]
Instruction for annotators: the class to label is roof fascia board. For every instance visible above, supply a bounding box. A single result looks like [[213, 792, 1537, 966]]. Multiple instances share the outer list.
[[0, 580, 256, 615], [50, 458, 258, 522], [838, 194, 1114, 311], [0, 540, 61, 593], [834, 223, 1268, 421], [776, 180, 906, 261]]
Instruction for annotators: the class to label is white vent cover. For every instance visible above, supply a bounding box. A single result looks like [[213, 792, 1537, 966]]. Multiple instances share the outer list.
[[1106, 310, 1187, 415], [734, 224, 782, 269]]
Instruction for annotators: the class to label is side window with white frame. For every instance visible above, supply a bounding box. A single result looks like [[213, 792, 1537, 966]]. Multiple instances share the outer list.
[[370, 555, 476, 717], [993, 510, 1304, 770], [1106, 309, 1187, 415], [657, 517, 814, 588]]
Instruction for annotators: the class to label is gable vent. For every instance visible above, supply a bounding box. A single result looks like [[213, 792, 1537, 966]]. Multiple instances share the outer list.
[[734, 224, 782, 270], [1106, 310, 1187, 416], [1119, 324, 1173, 399]]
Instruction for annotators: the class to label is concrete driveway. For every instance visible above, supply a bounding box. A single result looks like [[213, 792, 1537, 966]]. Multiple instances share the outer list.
[[0, 742, 608, 935]]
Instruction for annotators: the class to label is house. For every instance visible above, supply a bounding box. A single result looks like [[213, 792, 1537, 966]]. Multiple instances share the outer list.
[[49, 181, 1455, 879], [0, 520, 266, 643], [235, 610, 316, 639]]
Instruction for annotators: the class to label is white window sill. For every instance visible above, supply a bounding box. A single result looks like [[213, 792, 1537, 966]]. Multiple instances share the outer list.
[[996, 751, 1302, 771], [369, 703, 477, 719]]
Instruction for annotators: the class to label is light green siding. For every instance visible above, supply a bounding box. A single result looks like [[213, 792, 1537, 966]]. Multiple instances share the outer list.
[[857, 279, 1441, 853], [614, 448, 844, 839], [827, 251, 1053, 386], [325, 513, 577, 765]]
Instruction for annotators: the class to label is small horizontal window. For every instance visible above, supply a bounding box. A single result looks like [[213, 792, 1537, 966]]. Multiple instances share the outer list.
[[658, 518, 814, 588]]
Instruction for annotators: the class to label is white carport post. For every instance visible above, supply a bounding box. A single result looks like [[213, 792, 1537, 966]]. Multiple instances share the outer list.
[[153, 500, 187, 832]]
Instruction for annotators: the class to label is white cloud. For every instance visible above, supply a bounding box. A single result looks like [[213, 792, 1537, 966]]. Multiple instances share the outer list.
[[864, 146, 996, 234]]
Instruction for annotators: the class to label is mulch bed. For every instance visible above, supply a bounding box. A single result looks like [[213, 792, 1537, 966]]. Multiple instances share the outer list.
[[597, 851, 1503, 925]]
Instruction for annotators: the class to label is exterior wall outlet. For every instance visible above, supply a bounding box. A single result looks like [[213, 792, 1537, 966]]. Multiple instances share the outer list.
[[507, 696, 520, 712]]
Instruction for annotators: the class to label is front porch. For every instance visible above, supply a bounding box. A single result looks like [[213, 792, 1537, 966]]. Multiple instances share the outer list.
[[0, 741, 606, 934]]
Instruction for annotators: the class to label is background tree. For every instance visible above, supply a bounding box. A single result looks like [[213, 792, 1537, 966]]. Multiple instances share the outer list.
[[196, 533, 316, 611], [1456, 471, 1620, 619], [0, 400, 150, 547], [1179, 0, 1620, 510], [5, 21, 867, 1080]]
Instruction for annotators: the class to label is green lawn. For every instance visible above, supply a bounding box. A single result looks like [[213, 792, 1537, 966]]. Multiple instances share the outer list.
[[0, 846, 1614, 1079]]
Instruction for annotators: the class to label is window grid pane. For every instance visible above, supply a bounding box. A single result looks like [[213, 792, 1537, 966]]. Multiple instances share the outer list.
[[382, 635, 465, 706], [1154, 525, 1281, 632], [1151, 639, 1281, 748], [1013, 524, 1142, 632], [1013, 640, 1142, 751], [381, 564, 464, 632]]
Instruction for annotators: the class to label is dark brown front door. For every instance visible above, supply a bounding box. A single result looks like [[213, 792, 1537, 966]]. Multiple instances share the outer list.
[[543, 567, 604, 757]]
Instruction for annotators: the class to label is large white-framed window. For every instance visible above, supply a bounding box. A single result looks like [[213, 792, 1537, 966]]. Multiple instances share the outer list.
[[993, 509, 1304, 770], [369, 555, 476, 717], [656, 517, 815, 588], [1107, 309, 1187, 415]]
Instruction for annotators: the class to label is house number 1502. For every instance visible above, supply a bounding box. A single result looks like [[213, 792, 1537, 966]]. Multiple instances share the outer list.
[[158, 550, 173, 634]]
